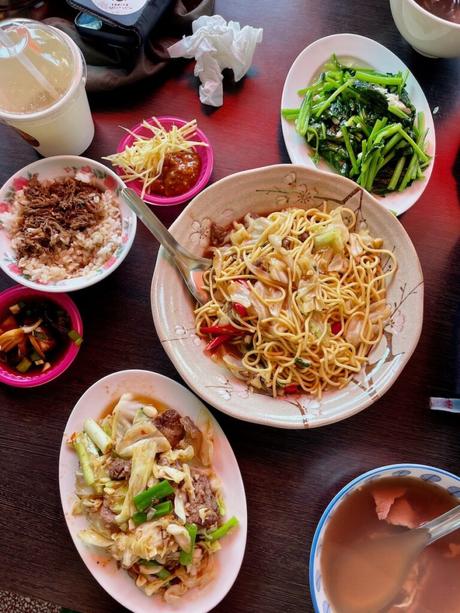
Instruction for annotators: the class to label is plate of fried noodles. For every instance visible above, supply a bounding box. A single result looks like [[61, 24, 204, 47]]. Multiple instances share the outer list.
[[59, 369, 247, 613], [152, 165, 423, 429]]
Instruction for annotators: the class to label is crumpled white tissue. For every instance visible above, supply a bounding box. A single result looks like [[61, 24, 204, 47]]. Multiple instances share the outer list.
[[167, 15, 263, 107]]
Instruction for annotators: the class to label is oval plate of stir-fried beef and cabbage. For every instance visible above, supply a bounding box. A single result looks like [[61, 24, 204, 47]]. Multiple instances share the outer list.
[[59, 369, 247, 613], [281, 33, 435, 216]]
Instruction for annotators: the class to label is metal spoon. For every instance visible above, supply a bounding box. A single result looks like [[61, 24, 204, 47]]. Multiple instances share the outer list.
[[121, 188, 211, 305], [331, 503, 460, 613]]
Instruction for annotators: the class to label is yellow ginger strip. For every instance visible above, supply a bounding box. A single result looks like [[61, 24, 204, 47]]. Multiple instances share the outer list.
[[103, 117, 208, 198]]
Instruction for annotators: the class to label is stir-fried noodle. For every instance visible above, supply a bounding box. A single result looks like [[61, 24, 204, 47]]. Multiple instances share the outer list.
[[195, 205, 397, 398]]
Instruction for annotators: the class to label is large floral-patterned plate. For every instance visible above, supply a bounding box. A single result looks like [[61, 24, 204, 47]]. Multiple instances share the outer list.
[[0, 155, 136, 292], [151, 164, 423, 429]]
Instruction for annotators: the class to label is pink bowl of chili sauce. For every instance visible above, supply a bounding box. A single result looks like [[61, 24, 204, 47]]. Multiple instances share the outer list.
[[115, 116, 214, 207], [0, 285, 83, 388]]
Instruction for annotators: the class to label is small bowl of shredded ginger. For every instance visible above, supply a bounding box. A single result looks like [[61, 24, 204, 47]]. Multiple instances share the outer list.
[[104, 116, 214, 207]]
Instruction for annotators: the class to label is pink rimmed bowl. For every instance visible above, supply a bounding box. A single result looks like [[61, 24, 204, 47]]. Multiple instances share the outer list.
[[115, 116, 214, 206], [0, 285, 83, 387]]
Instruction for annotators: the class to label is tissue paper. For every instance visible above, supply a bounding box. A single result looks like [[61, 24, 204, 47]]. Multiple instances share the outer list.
[[168, 15, 263, 107]]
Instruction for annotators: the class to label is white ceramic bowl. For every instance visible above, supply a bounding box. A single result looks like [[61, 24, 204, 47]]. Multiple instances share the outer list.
[[310, 463, 460, 612], [281, 33, 436, 216], [390, 0, 460, 58], [59, 369, 247, 613], [0, 156, 137, 292], [151, 164, 424, 429]]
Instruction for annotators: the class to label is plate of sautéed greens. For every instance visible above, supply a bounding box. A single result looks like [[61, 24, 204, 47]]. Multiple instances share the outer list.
[[281, 33, 435, 215]]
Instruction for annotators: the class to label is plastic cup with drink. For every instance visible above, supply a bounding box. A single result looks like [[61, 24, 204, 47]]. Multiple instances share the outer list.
[[0, 18, 95, 156]]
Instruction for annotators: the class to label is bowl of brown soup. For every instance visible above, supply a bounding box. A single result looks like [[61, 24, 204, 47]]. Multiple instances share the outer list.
[[310, 463, 460, 613]]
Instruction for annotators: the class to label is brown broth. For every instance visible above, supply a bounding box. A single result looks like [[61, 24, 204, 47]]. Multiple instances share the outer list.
[[415, 0, 460, 24], [99, 394, 170, 419], [321, 475, 460, 613]]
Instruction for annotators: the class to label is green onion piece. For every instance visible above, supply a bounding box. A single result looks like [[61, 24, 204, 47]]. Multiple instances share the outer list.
[[84, 418, 112, 454], [16, 357, 31, 373], [73, 434, 95, 486], [29, 350, 42, 362], [132, 511, 148, 526], [295, 357, 311, 368], [206, 516, 239, 542], [139, 559, 161, 568], [388, 155, 406, 191], [68, 329, 83, 346], [354, 70, 403, 86], [152, 500, 173, 519], [133, 480, 174, 512], [341, 125, 359, 176], [157, 568, 171, 580], [179, 524, 198, 566]]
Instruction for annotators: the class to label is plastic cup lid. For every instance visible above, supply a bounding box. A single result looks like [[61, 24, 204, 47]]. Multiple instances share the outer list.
[[0, 19, 82, 117]]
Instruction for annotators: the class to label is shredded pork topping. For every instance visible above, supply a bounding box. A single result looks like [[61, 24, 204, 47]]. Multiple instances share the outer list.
[[14, 175, 105, 259]]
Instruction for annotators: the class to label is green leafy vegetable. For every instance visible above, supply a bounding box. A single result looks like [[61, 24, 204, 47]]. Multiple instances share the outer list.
[[282, 54, 430, 194]]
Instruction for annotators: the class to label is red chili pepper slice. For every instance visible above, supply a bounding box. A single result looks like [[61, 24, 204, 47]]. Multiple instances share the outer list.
[[200, 324, 240, 336], [205, 334, 232, 353], [284, 384, 300, 394], [233, 302, 248, 317], [331, 321, 342, 335]]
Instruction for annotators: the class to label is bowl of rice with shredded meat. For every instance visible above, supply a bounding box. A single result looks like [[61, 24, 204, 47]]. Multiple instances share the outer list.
[[0, 156, 137, 292]]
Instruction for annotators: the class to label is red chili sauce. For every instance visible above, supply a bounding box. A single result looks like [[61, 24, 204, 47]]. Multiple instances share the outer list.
[[150, 150, 201, 197]]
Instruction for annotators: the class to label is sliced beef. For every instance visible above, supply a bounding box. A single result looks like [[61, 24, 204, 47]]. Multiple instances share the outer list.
[[181, 416, 202, 443], [154, 409, 185, 448], [282, 237, 291, 249], [108, 458, 131, 480], [99, 501, 117, 529], [185, 471, 219, 528], [209, 222, 229, 247]]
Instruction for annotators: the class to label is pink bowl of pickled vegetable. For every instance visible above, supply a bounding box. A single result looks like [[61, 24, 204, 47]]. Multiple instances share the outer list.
[[0, 285, 83, 388]]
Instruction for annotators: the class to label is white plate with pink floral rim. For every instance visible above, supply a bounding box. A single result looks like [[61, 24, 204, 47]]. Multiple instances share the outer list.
[[281, 33, 435, 216], [59, 369, 247, 613], [0, 155, 137, 292], [151, 164, 424, 429]]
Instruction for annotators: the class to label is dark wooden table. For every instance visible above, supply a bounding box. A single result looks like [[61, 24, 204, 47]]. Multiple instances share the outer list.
[[0, 1, 459, 612]]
